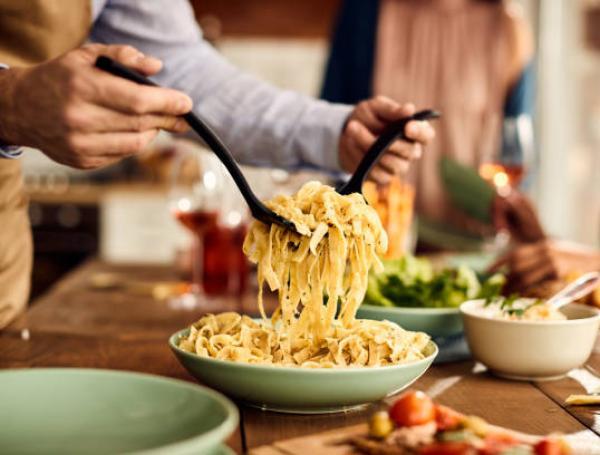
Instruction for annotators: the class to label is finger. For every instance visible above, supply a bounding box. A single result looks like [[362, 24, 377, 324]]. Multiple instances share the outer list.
[[513, 262, 556, 289], [377, 153, 410, 175], [510, 252, 545, 274], [511, 241, 548, 262], [370, 96, 406, 122], [339, 136, 365, 173], [405, 120, 435, 144], [387, 141, 422, 160], [368, 166, 393, 185], [71, 104, 189, 134], [346, 120, 376, 152], [91, 74, 193, 116], [70, 130, 159, 159], [82, 44, 162, 76], [355, 104, 386, 132]]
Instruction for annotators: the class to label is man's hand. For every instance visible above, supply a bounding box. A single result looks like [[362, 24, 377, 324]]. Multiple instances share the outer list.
[[339, 96, 435, 184], [0, 44, 192, 169], [489, 239, 600, 290]]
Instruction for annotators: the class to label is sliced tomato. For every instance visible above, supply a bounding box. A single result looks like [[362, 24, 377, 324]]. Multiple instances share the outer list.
[[435, 404, 464, 431], [419, 441, 476, 455], [389, 390, 436, 427], [534, 438, 565, 455]]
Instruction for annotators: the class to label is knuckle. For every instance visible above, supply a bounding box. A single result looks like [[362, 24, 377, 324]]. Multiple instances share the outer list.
[[65, 72, 85, 95], [130, 96, 148, 114], [116, 45, 138, 60], [65, 134, 83, 153], [62, 106, 85, 129]]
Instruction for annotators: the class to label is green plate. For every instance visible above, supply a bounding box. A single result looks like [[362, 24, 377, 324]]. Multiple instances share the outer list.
[[357, 304, 463, 339], [0, 368, 238, 455], [170, 329, 437, 414]]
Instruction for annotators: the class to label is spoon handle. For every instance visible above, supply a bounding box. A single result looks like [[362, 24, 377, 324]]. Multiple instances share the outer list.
[[547, 271, 600, 309], [337, 109, 440, 196], [95, 56, 266, 220]]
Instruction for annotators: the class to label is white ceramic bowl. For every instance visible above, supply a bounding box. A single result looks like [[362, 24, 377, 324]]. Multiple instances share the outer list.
[[461, 300, 600, 381]]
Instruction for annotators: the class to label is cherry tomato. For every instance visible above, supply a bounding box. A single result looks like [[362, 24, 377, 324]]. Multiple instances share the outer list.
[[435, 404, 464, 431], [480, 433, 520, 454], [389, 391, 436, 427], [534, 438, 564, 455], [419, 441, 476, 455]]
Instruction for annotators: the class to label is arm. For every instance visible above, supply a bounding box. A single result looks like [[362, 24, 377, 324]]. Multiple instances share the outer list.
[[91, 0, 351, 171]]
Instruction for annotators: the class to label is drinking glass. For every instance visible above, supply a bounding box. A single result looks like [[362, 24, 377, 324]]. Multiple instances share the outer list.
[[169, 147, 225, 308]]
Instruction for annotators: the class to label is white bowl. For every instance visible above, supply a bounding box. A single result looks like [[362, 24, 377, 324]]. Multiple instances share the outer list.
[[461, 300, 600, 381]]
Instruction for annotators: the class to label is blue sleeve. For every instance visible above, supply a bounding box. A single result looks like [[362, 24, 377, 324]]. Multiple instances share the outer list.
[[501, 61, 536, 186], [320, 0, 379, 104], [504, 61, 535, 117]]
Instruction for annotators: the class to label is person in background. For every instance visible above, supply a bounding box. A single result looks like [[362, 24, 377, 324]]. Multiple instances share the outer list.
[[321, 0, 535, 250], [0, 0, 434, 328]]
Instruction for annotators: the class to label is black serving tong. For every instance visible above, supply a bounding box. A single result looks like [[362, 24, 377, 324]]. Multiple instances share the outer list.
[[95, 55, 296, 231], [95, 56, 439, 231], [337, 109, 441, 195]]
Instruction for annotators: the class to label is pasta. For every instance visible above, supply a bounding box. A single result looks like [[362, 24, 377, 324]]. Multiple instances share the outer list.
[[178, 181, 431, 367]]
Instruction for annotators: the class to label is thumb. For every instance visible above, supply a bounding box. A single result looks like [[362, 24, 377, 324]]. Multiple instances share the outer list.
[[84, 44, 162, 76]]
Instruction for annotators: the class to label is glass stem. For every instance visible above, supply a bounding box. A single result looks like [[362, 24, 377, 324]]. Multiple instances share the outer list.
[[191, 233, 204, 296]]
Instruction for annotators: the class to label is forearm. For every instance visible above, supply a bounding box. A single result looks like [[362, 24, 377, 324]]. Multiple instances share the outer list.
[[91, 0, 352, 171]]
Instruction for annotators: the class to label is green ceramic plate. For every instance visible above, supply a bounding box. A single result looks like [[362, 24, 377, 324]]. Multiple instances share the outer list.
[[0, 368, 238, 455], [170, 329, 437, 414], [357, 305, 463, 339]]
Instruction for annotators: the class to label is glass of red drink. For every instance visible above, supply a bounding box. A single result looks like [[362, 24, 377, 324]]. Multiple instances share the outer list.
[[169, 147, 249, 307]]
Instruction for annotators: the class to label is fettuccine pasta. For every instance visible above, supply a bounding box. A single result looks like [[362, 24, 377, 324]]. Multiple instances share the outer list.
[[178, 181, 430, 367]]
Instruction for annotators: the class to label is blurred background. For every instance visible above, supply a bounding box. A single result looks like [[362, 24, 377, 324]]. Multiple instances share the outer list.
[[21, 0, 599, 299]]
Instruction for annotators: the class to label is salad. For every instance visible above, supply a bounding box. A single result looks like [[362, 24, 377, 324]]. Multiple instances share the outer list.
[[365, 256, 505, 309], [350, 391, 570, 454]]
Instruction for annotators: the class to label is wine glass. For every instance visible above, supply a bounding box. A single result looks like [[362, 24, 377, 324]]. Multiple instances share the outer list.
[[478, 116, 533, 195], [478, 116, 534, 251], [169, 145, 225, 309]]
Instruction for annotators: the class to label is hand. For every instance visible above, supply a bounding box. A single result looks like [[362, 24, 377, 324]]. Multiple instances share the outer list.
[[0, 44, 193, 169], [339, 96, 435, 184], [492, 190, 545, 242], [489, 239, 600, 290]]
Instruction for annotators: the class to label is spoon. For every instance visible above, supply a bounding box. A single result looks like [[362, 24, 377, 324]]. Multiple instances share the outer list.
[[95, 56, 296, 231], [337, 109, 441, 195], [547, 271, 600, 310]]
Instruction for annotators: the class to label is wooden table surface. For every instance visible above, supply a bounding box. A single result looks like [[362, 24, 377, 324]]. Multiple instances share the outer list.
[[2, 260, 600, 453]]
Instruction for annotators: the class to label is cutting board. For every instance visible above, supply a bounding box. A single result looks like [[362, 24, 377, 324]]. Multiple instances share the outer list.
[[249, 423, 542, 455]]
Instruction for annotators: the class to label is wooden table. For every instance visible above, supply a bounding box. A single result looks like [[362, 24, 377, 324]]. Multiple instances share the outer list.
[[2, 260, 600, 453]]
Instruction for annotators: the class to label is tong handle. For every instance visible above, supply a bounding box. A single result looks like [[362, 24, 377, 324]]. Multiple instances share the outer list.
[[338, 109, 441, 195], [95, 56, 266, 220]]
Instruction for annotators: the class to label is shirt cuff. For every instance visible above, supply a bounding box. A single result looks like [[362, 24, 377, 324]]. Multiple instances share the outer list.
[[0, 64, 23, 159]]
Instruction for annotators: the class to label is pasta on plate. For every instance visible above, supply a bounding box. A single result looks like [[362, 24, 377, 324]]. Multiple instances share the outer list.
[[178, 182, 431, 368]]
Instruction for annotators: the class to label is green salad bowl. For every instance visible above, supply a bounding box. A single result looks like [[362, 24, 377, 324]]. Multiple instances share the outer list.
[[169, 329, 437, 414], [0, 368, 238, 455], [357, 304, 463, 339]]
